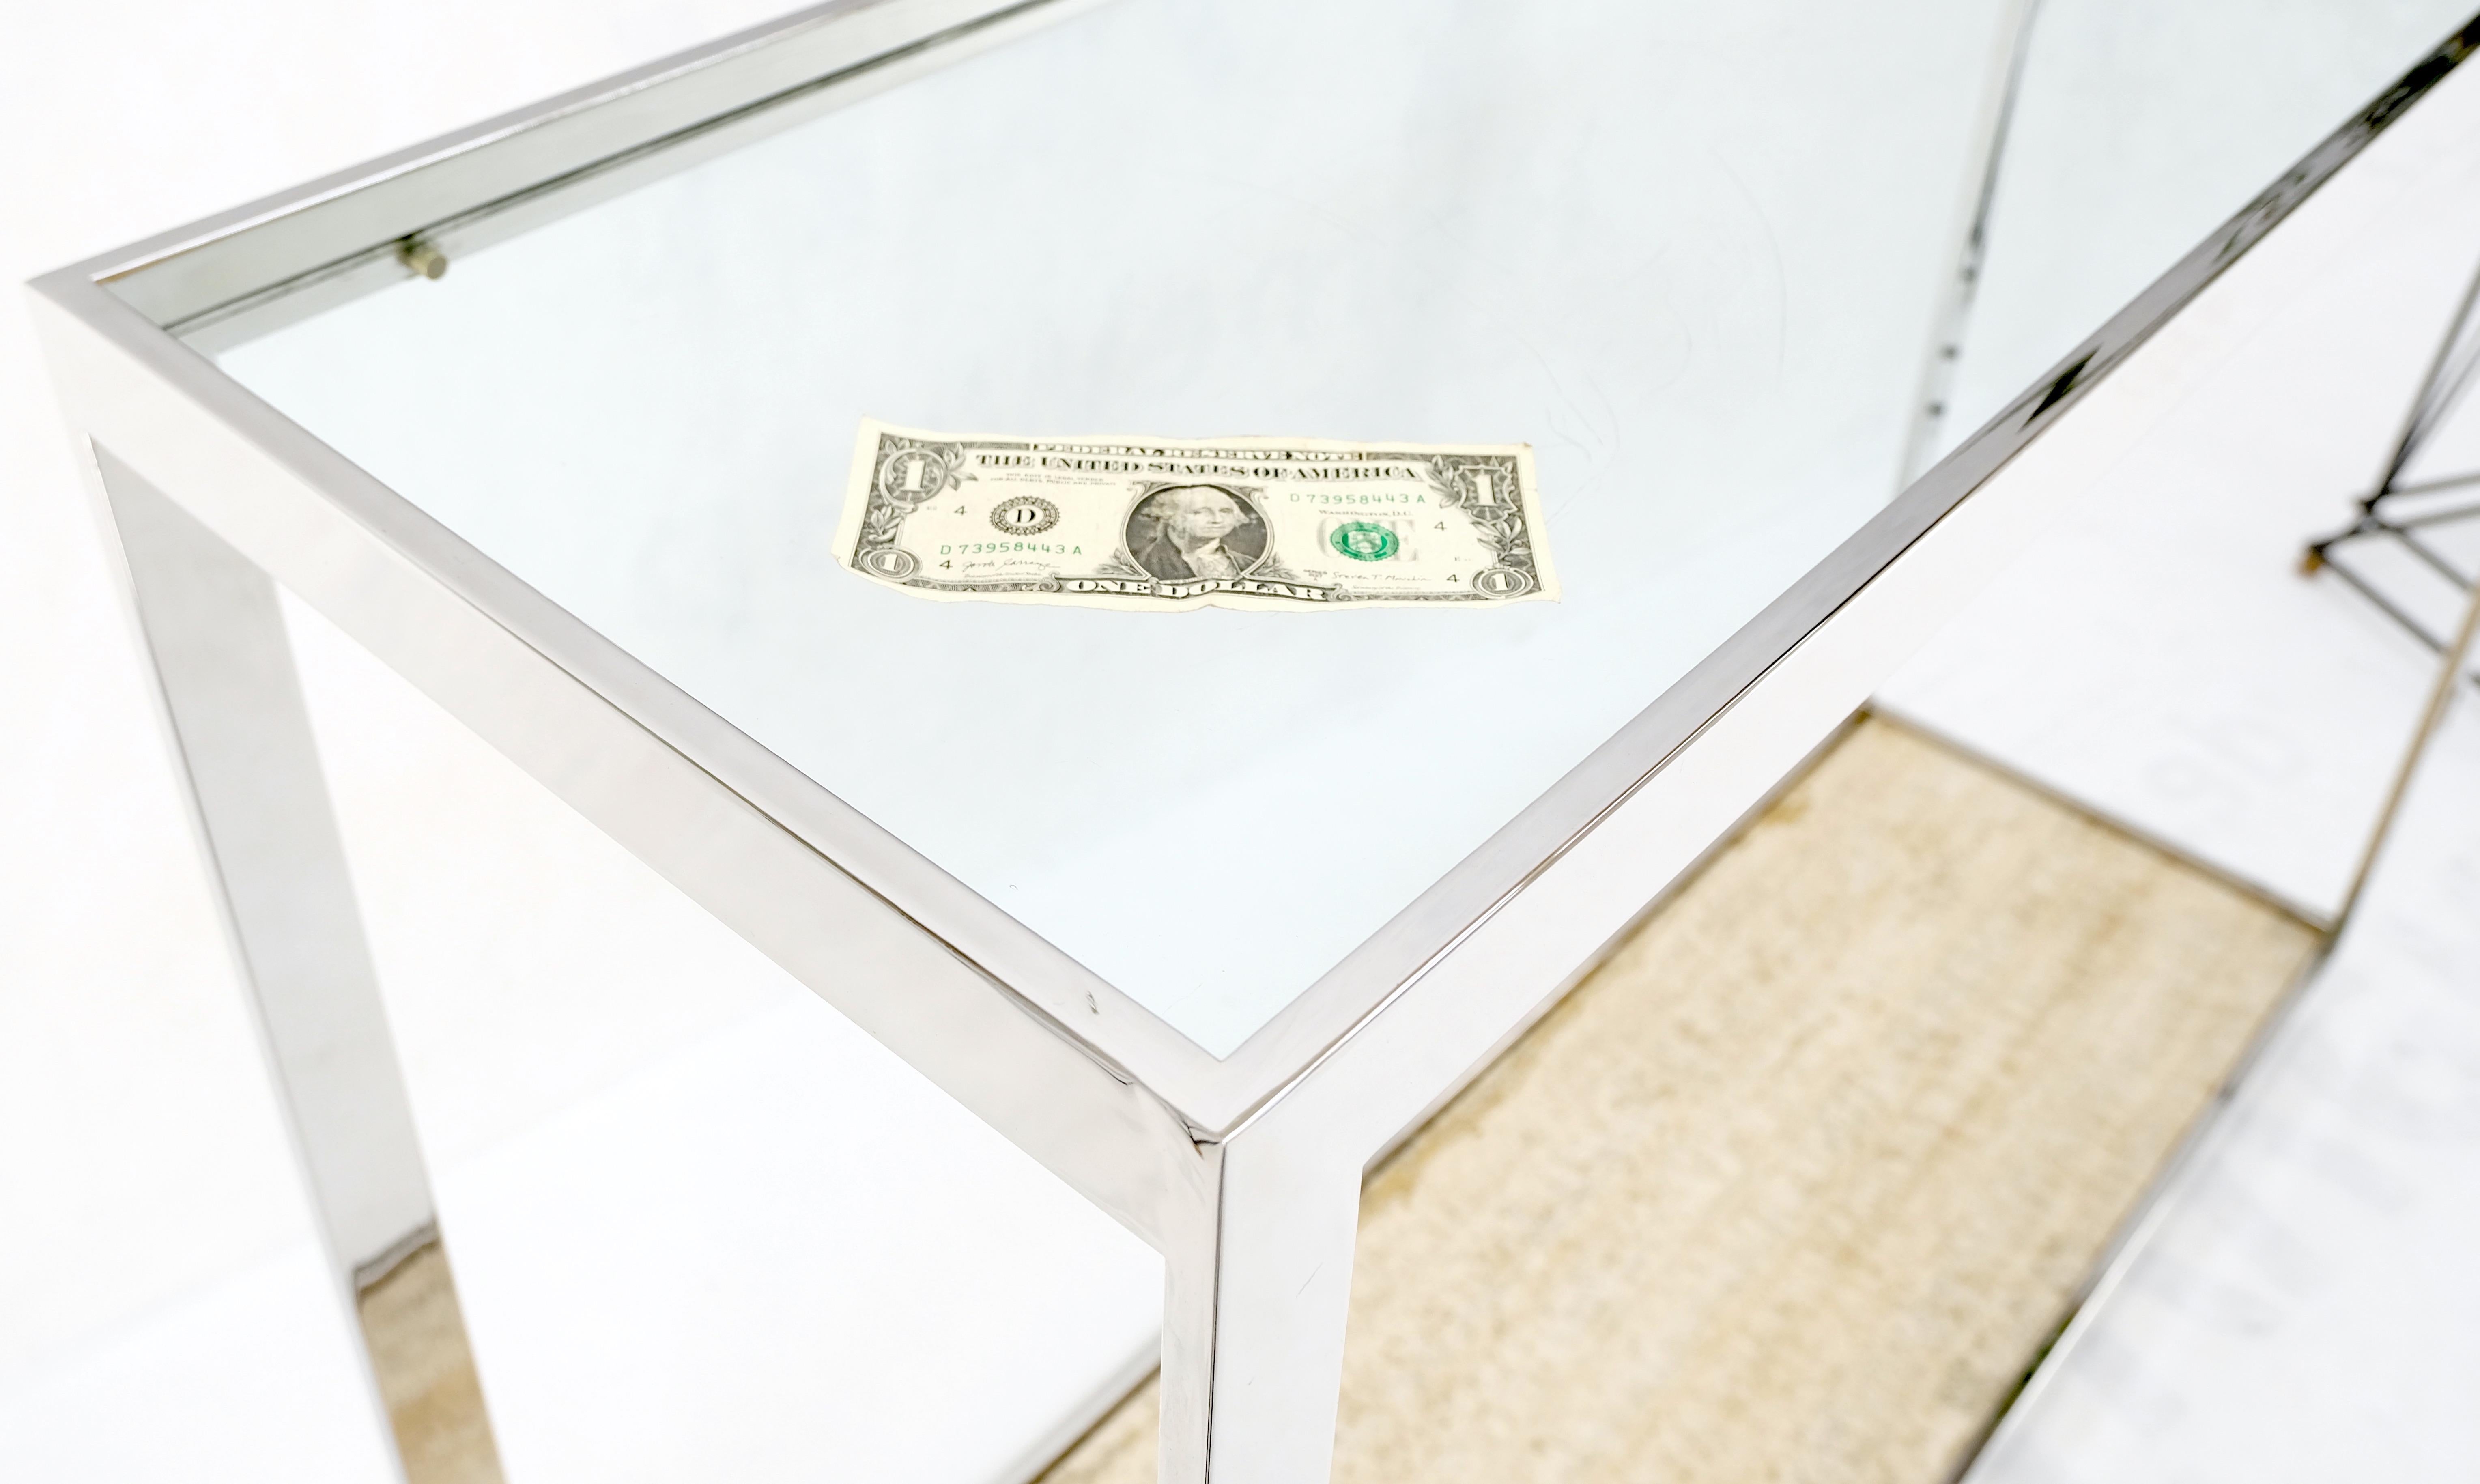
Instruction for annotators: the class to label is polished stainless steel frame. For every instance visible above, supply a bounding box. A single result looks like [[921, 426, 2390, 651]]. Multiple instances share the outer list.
[[31, 1, 2480, 1478]]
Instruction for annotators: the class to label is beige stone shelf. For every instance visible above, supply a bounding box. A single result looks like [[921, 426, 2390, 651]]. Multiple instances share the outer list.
[[1043, 716, 2319, 1484]]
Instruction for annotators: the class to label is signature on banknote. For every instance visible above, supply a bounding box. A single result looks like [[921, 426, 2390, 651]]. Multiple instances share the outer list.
[[834, 418, 1557, 612]]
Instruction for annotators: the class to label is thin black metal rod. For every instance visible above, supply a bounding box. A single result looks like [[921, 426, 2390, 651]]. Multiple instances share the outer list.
[[2391, 497, 2480, 528], [2382, 468, 2480, 498], [2393, 526, 2478, 586], [2320, 549, 2453, 651], [2335, 559, 2480, 927], [2374, 251, 2480, 500]]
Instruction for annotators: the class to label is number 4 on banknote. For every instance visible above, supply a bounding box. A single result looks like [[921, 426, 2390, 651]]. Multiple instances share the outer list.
[[834, 418, 1560, 612]]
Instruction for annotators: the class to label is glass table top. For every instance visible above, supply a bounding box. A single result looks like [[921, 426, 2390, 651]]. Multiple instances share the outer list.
[[209, 0, 2470, 1055]]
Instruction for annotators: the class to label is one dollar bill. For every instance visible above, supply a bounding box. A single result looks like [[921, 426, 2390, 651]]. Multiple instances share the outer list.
[[834, 418, 1558, 611]]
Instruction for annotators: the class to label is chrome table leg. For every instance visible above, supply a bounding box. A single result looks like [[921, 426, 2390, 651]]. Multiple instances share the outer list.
[[88, 446, 505, 1484], [1158, 1130, 1363, 1484]]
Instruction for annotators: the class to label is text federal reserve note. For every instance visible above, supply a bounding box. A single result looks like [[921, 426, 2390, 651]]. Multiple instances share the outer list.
[[834, 419, 1557, 611]]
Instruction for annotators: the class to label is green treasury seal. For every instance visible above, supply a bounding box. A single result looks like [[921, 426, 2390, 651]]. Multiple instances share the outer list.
[[1330, 521, 1399, 562]]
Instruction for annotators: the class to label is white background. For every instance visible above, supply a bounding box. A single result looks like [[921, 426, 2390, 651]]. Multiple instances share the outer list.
[[6, 1, 2478, 1480]]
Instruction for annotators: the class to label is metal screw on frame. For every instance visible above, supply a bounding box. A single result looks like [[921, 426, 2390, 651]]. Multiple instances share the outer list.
[[398, 236, 450, 280]]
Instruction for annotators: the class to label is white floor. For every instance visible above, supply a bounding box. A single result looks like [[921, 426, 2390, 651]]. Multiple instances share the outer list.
[[1964, 704, 2480, 1483], [1879, 52, 2480, 1472]]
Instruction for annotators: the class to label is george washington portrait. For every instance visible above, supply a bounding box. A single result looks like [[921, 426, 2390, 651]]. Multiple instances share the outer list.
[[1126, 484, 1269, 581]]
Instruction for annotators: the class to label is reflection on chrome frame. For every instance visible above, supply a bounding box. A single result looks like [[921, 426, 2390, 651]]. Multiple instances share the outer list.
[[30, 2, 2480, 1479]]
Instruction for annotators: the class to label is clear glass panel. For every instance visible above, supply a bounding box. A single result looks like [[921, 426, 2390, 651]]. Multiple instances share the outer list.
[[1940, 0, 2478, 463], [210, 0, 2456, 1054]]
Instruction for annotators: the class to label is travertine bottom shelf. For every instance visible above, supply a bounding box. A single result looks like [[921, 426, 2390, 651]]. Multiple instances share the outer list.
[[1045, 715, 2318, 1484]]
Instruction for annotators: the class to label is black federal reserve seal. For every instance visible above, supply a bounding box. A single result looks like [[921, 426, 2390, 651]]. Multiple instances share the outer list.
[[989, 495, 1060, 535]]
